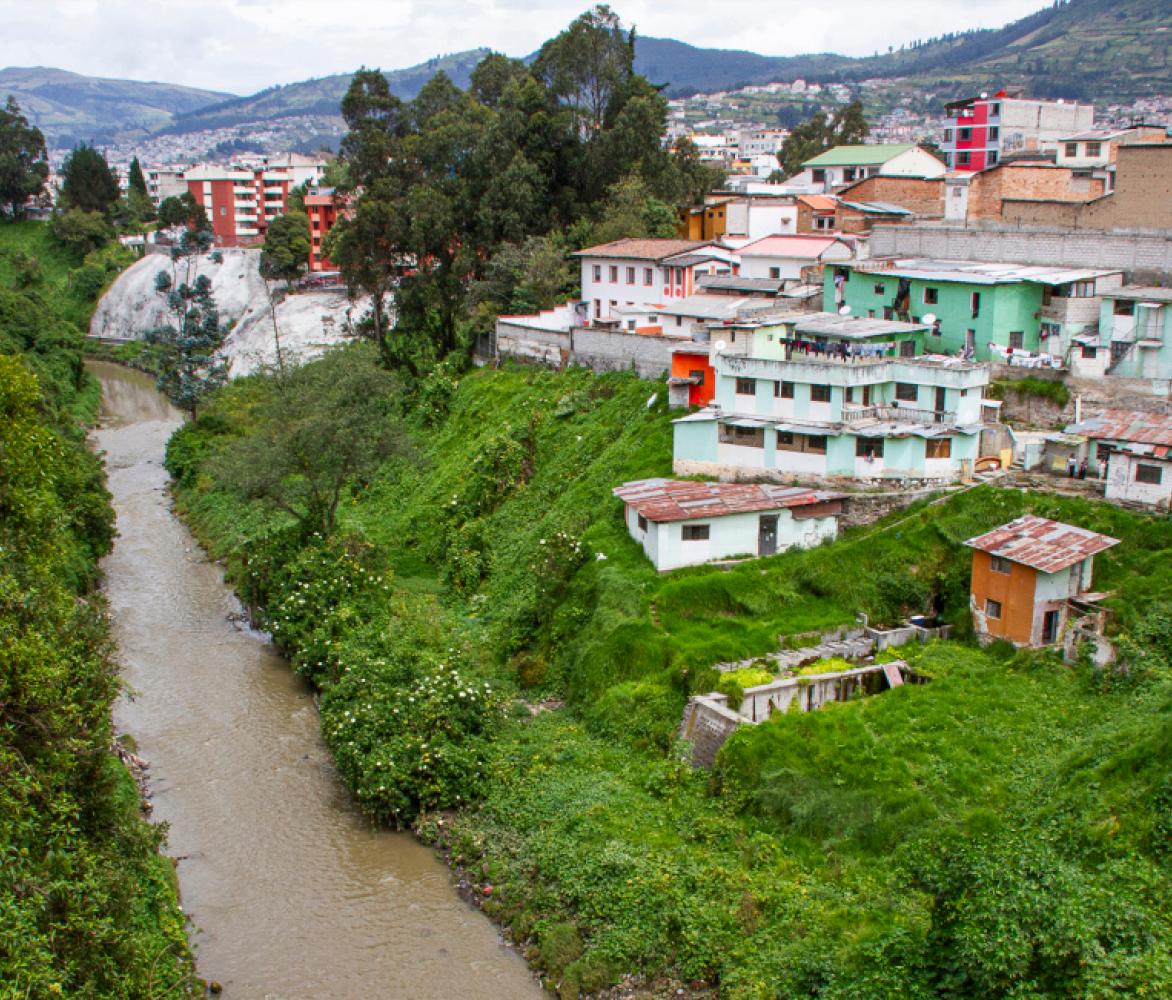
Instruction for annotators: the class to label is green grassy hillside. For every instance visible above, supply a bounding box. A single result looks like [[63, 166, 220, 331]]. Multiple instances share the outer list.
[[169, 356, 1172, 997], [0, 220, 196, 996]]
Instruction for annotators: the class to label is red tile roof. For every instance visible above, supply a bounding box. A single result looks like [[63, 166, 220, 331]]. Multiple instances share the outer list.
[[572, 238, 713, 262], [797, 195, 837, 211], [964, 515, 1119, 574], [613, 478, 843, 523], [1065, 409, 1172, 448]]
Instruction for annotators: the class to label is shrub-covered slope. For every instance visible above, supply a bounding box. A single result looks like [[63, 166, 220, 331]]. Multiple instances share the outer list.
[[169, 357, 1172, 998]]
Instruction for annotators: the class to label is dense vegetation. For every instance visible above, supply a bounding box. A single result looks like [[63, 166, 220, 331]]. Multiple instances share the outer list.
[[0, 221, 195, 997], [169, 355, 1172, 997]]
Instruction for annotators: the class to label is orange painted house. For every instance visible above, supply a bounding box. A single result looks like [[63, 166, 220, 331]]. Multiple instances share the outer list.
[[669, 347, 715, 408], [964, 515, 1119, 647]]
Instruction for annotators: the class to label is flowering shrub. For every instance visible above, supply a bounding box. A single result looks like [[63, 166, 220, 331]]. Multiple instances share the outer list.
[[322, 662, 505, 825]]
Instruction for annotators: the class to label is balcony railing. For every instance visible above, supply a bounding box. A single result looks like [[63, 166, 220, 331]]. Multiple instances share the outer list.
[[841, 404, 957, 425]]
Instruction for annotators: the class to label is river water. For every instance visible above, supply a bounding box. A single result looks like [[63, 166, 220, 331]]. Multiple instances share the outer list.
[[91, 361, 543, 1000]]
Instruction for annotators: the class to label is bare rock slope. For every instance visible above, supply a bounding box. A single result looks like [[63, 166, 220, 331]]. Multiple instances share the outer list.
[[89, 249, 360, 375]]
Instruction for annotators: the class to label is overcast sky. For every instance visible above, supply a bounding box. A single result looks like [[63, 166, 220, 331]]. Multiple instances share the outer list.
[[4, 0, 1049, 96]]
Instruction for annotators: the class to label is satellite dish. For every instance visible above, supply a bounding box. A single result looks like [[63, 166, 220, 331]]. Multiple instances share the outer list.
[[922, 313, 937, 325], [838, 305, 852, 316], [714, 339, 727, 353], [980, 92, 988, 99]]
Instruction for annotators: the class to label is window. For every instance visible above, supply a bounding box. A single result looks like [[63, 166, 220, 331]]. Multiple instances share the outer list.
[[777, 431, 794, 446], [882, 306, 894, 321], [990, 102, 1000, 116], [735, 377, 756, 395], [811, 168, 826, 183], [682, 524, 710, 541], [1086, 142, 1101, 157], [1114, 300, 1134, 316], [720, 425, 765, 447], [774, 381, 794, 399], [1081, 345, 1097, 359], [662, 267, 671, 285], [988, 126, 999, 141], [609, 265, 618, 282], [625, 266, 635, 285], [985, 598, 1002, 620], [637, 514, 648, 531], [958, 152, 971, 166], [1009, 331, 1025, 350], [873, 283, 886, 295], [943, 129, 953, 143], [769, 266, 781, 279], [1065, 142, 1078, 157], [689, 369, 705, 385], [1068, 280, 1094, 298], [925, 437, 952, 459], [644, 267, 654, 286], [675, 317, 683, 327], [810, 384, 832, 403], [814, 216, 834, 231], [1136, 464, 1164, 485], [958, 127, 972, 141], [856, 438, 884, 458], [987, 151, 999, 165], [805, 435, 827, 453], [593, 264, 601, 282], [923, 287, 939, 305], [895, 383, 918, 402], [990, 555, 1012, 575], [971, 291, 981, 318]]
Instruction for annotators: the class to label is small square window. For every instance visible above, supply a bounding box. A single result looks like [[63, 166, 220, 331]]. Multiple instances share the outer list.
[[1136, 464, 1163, 485], [1065, 142, 1078, 157], [923, 287, 939, 305], [1081, 345, 1097, 360], [735, 377, 755, 395], [775, 381, 794, 399], [1086, 142, 1101, 157], [769, 266, 781, 279], [805, 435, 827, 453], [682, 524, 710, 541], [811, 384, 832, 403], [856, 439, 884, 458], [873, 283, 885, 295], [1009, 331, 1025, 350], [991, 555, 1012, 575], [926, 438, 952, 459], [986, 598, 1002, 620], [895, 383, 918, 402]]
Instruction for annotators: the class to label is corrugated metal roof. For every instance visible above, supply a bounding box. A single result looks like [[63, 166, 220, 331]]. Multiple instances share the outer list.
[[802, 144, 916, 167], [838, 200, 914, 215], [855, 257, 1122, 286], [1106, 285, 1172, 304], [698, 274, 785, 293], [791, 313, 928, 338], [964, 515, 1120, 574], [737, 235, 843, 258], [1065, 409, 1172, 447], [613, 478, 843, 523]]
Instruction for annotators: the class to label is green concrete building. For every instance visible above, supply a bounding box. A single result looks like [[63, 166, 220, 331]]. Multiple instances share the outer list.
[[824, 259, 1123, 362]]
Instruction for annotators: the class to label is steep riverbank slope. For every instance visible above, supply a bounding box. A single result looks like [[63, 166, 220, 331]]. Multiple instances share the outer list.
[[0, 221, 196, 996], [167, 356, 1172, 998], [89, 248, 359, 375]]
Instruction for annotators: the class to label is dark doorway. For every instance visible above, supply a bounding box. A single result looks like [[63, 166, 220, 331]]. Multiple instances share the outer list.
[[1042, 609, 1061, 644], [758, 515, 779, 556], [935, 386, 947, 421]]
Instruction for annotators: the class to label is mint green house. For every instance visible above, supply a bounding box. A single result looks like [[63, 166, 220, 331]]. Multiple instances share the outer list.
[[825, 259, 1123, 362], [673, 312, 992, 483], [1075, 286, 1172, 385]]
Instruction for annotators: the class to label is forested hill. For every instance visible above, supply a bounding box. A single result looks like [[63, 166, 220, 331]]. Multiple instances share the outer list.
[[636, 0, 1170, 102], [156, 50, 491, 136], [0, 66, 232, 147]]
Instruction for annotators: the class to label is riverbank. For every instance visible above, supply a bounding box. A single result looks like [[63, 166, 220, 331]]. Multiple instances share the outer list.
[[166, 353, 1172, 998], [0, 223, 197, 996]]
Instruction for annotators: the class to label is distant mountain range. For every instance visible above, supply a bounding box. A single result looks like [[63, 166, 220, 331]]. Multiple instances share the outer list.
[[3, 0, 1167, 151]]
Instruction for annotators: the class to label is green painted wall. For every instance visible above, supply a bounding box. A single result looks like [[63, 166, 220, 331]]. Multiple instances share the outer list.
[[674, 419, 717, 462]]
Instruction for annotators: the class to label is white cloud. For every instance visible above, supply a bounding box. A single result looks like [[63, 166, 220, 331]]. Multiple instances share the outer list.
[[0, 0, 1049, 95]]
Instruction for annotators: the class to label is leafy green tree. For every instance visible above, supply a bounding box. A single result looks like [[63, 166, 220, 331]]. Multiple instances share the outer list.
[[469, 53, 529, 110], [127, 157, 148, 199], [58, 144, 120, 215], [583, 173, 679, 246], [339, 68, 405, 190], [157, 191, 207, 232], [0, 96, 49, 219], [52, 208, 113, 257], [120, 155, 154, 224], [146, 229, 227, 418], [778, 99, 870, 178], [261, 211, 311, 284], [211, 344, 412, 536]]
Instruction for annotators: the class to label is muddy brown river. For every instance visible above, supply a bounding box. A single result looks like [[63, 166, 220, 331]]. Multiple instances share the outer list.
[[92, 361, 544, 1000]]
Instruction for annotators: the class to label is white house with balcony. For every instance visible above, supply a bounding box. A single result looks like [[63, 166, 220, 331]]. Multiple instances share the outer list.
[[672, 313, 990, 483], [1074, 286, 1172, 384], [736, 234, 856, 283], [574, 238, 740, 325], [787, 144, 946, 192]]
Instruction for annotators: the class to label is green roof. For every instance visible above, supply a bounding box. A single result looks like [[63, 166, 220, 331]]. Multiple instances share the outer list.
[[802, 144, 917, 167]]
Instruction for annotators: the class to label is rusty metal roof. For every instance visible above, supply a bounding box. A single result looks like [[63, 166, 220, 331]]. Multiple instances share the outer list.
[[964, 515, 1120, 574], [1064, 409, 1172, 447], [613, 478, 843, 523], [572, 238, 714, 262]]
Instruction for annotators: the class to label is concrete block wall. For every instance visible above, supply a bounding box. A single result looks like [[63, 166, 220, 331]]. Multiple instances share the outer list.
[[870, 224, 1172, 279]]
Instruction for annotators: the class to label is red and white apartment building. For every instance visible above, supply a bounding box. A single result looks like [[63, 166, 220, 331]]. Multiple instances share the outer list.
[[941, 90, 1094, 172], [304, 188, 342, 272], [184, 153, 325, 246]]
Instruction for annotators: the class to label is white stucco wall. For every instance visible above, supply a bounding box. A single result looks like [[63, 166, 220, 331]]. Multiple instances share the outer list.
[[1105, 453, 1172, 508]]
